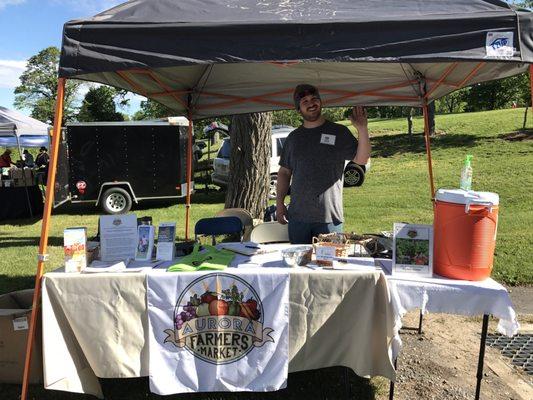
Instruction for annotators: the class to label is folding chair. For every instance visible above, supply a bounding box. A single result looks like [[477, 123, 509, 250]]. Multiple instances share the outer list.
[[215, 208, 254, 241], [250, 221, 289, 244], [194, 216, 244, 245]]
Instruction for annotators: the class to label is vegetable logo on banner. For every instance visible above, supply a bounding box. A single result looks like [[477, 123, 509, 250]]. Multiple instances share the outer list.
[[163, 273, 275, 364]]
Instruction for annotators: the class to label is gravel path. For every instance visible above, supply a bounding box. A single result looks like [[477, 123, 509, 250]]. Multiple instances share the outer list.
[[377, 308, 533, 400]]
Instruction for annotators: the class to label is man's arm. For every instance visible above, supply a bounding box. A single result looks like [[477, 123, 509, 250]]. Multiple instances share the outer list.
[[349, 106, 371, 165], [276, 166, 292, 225]]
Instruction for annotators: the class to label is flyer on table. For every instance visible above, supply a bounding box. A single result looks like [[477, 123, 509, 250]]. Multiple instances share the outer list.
[[99, 214, 138, 261]]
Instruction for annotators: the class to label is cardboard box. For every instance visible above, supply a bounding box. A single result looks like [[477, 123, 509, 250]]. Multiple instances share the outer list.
[[0, 289, 42, 384]]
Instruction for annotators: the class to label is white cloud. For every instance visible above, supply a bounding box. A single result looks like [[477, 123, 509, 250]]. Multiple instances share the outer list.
[[0, 60, 26, 89], [125, 92, 146, 102], [50, 0, 123, 15], [0, 0, 26, 11]]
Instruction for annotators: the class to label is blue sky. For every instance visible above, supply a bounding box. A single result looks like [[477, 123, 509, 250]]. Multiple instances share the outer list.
[[0, 0, 143, 116]]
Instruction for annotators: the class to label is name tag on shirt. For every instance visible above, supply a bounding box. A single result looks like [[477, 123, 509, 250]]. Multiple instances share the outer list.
[[320, 134, 336, 145]]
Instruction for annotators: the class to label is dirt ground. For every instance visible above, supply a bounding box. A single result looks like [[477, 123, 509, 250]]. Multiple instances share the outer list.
[[376, 309, 533, 400]]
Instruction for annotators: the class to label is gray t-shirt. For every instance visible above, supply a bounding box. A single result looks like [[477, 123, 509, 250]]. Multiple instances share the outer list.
[[279, 120, 358, 224]]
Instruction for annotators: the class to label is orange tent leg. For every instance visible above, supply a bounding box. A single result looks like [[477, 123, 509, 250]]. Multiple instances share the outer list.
[[422, 102, 436, 202], [21, 77, 66, 400], [185, 113, 193, 240]]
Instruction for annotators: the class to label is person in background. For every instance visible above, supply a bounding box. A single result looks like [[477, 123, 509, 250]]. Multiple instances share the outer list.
[[0, 148, 15, 168], [35, 146, 50, 185], [276, 84, 371, 244], [23, 149, 35, 168], [35, 146, 50, 169]]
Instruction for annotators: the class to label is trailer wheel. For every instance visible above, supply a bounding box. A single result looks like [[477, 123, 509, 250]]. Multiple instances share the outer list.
[[101, 187, 132, 214]]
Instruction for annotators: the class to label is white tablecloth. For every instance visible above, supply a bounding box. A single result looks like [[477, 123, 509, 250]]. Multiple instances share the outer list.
[[42, 249, 397, 398], [228, 247, 519, 336], [375, 259, 519, 337], [41, 244, 519, 398]]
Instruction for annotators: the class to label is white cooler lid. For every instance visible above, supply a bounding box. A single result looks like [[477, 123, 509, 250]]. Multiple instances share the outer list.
[[435, 189, 499, 205]]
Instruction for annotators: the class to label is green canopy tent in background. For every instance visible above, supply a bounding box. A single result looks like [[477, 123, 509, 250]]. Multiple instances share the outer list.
[[21, 1, 533, 399]]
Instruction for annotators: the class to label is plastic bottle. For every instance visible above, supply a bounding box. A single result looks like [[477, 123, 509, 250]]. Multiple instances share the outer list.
[[460, 155, 473, 191]]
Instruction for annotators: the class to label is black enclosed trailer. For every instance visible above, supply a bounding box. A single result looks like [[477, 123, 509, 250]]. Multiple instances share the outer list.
[[54, 118, 190, 214]]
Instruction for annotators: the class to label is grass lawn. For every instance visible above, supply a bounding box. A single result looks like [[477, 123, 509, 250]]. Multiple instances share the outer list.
[[1, 108, 532, 296]]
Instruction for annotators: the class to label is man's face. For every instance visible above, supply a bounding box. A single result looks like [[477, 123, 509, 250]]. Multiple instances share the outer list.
[[298, 94, 322, 122]]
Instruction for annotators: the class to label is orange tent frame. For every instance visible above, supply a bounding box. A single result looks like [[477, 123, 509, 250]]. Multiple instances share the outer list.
[[20, 64, 533, 400]]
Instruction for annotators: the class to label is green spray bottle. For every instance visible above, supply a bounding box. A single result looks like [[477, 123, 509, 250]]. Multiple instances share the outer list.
[[460, 155, 473, 191]]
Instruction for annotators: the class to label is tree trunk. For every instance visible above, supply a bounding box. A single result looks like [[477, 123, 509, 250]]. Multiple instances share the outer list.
[[225, 112, 272, 219], [407, 108, 413, 134], [523, 106, 528, 130]]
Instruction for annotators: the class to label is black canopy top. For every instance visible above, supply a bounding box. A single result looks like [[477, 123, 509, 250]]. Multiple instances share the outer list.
[[59, 0, 533, 118]]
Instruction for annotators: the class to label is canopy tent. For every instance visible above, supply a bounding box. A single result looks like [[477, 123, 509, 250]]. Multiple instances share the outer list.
[[58, 0, 533, 118], [21, 2, 533, 398], [0, 106, 50, 148], [0, 107, 47, 222]]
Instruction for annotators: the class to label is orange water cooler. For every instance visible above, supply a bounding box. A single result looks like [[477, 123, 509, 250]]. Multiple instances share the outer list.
[[433, 189, 499, 281]]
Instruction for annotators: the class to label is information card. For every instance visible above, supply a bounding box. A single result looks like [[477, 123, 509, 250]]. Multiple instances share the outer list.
[[156, 223, 176, 261], [392, 223, 433, 278], [100, 214, 138, 261]]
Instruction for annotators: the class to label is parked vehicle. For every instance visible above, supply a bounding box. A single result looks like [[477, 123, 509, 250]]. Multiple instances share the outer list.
[[54, 118, 190, 214], [211, 125, 293, 198], [211, 125, 368, 198]]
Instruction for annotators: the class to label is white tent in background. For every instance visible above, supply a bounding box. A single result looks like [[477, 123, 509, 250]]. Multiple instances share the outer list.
[[0, 106, 50, 148]]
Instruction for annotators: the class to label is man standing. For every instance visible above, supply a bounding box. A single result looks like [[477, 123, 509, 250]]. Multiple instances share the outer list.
[[35, 146, 50, 185], [276, 84, 371, 244], [35, 146, 49, 169], [23, 149, 35, 167]]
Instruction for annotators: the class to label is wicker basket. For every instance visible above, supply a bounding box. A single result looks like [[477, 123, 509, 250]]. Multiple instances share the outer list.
[[312, 235, 351, 266]]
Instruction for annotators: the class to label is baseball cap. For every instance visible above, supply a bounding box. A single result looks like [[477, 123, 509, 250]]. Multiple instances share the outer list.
[[293, 84, 321, 110]]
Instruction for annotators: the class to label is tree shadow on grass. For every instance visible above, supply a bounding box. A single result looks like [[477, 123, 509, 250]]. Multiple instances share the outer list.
[[0, 274, 36, 295], [498, 128, 533, 141], [0, 216, 42, 226], [0, 236, 63, 248], [371, 132, 482, 158], [51, 191, 226, 217]]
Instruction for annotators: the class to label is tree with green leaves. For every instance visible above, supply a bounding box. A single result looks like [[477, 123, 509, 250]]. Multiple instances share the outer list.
[[435, 89, 468, 114], [77, 86, 128, 122], [14, 46, 82, 124], [132, 98, 173, 120], [463, 73, 529, 112]]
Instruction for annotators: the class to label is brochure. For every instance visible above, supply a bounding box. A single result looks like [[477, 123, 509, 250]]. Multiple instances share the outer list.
[[136, 224, 155, 261], [156, 222, 176, 261], [100, 214, 138, 261], [64, 227, 87, 272], [392, 223, 433, 278]]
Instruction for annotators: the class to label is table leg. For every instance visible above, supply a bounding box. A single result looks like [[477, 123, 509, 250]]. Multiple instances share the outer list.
[[475, 314, 490, 400], [418, 310, 424, 334], [389, 357, 397, 400]]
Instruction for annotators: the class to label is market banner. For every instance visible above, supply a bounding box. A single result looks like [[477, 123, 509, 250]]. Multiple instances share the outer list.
[[147, 270, 289, 394]]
